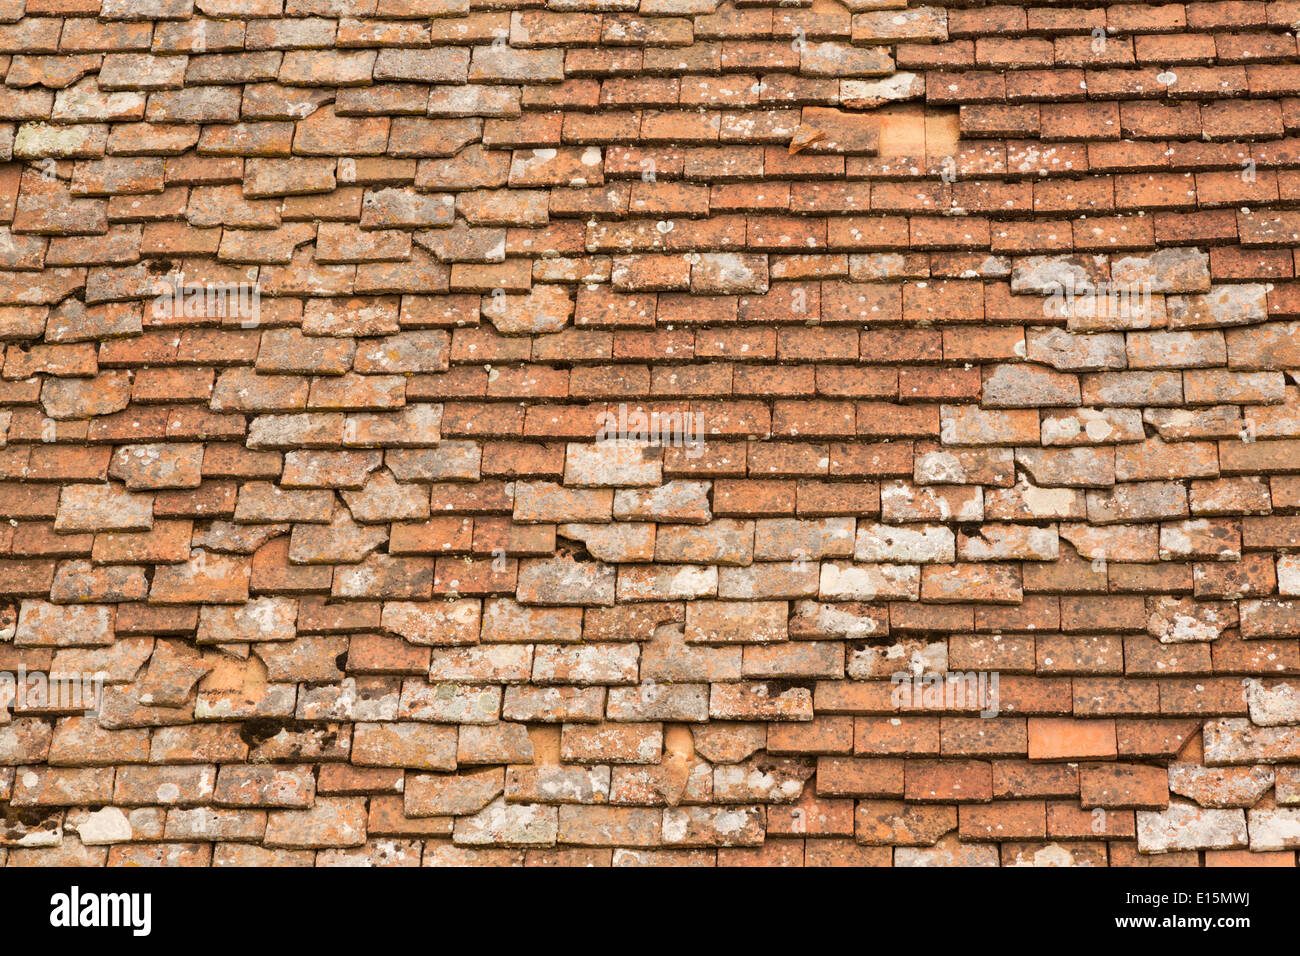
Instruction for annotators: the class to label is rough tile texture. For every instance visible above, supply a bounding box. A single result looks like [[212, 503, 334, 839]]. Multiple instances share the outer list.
[[0, 0, 1298, 868]]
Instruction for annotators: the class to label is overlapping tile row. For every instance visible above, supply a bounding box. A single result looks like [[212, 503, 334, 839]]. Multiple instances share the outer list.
[[0, 0, 1297, 867]]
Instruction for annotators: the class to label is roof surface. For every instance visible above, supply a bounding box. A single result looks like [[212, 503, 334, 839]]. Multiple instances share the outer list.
[[0, 0, 1299, 867]]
